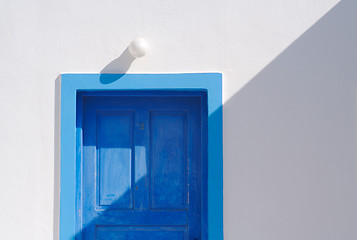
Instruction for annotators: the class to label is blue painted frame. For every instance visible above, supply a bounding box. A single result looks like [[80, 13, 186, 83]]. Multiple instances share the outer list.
[[60, 73, 223, 240]]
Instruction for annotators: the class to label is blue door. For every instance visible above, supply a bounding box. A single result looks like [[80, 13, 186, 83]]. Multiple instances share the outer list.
[[78, 93, 203, 240]]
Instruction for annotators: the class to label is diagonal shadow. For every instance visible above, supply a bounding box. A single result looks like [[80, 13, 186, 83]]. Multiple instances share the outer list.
[[223, 0, 357, 239], [75, 177, 148, 240], [54, 0, 357, 239]]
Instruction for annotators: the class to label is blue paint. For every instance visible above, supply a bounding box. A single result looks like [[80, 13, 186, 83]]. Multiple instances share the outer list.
[[150, 111, 188, 209], [81, 95, 201, 239], [96, 226, 187, 240], [97, 111, 134, 208], [60, 73, 223, 240]]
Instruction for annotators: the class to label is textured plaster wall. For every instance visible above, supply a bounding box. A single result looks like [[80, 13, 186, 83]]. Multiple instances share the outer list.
[[1, 0, 357, 239]]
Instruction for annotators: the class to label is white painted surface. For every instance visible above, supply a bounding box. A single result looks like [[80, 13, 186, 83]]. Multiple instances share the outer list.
[[0, 0, 357, 239]]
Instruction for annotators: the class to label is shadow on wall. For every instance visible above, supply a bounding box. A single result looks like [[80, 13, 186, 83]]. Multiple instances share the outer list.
[[99, 47, 135, 84], [223, 0, 357, 239], [54, 0, 357, 239]]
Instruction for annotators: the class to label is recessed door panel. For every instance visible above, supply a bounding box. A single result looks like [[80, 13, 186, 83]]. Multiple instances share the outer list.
[[150, 112, 188, 209], [97, 111, 134, 208]]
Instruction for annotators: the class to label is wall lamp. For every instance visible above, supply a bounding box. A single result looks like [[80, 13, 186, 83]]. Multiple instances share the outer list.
[[128, 37, 148, 58]]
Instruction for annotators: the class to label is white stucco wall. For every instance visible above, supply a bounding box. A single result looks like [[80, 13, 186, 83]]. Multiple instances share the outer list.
[[1, 0, 357, 239]]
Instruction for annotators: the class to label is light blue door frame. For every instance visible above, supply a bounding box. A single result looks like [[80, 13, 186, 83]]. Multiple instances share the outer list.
[[59, 73, 223, 240]]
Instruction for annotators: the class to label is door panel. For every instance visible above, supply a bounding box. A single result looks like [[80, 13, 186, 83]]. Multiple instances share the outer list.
[[80, 95, 202, 240], [150, 112, 188, 209], [97, 111, 134, 208]]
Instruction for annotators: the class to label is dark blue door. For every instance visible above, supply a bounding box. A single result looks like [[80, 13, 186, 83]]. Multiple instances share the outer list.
[[79, 94, 202, 240]]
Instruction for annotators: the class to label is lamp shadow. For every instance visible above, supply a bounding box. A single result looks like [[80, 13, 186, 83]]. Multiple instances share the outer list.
[[99, 47, 135, 84]]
